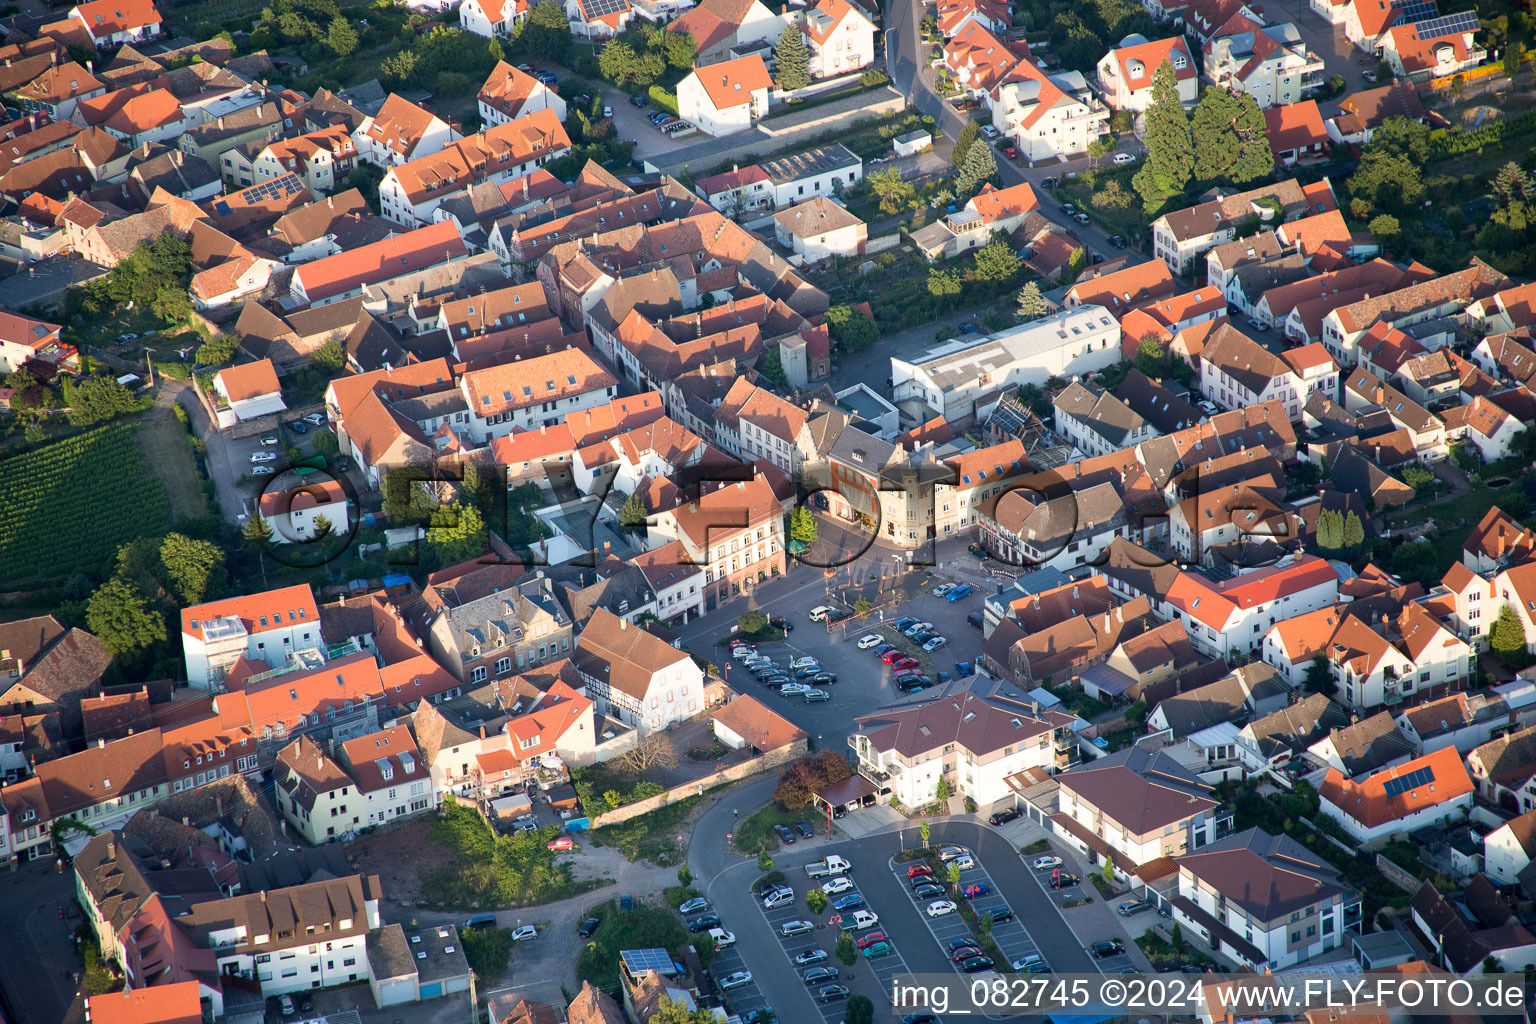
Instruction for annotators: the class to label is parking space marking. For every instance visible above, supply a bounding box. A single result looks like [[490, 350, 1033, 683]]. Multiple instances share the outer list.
[[1019, 858, 1126, 973]]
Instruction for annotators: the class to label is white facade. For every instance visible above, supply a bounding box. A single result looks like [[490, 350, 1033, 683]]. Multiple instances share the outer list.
[[1484, 814, 1535, 885], [990, 66, 1110, 162], [352, 109, 457, 168], [677, 70, 769, 137], [460, 0, 524, 36]]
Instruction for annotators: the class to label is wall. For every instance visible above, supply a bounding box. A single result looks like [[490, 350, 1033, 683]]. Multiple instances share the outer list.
[[588, 737, 809, 827], [866, 233, 901, 254], [1374, 852, 1421, 893]]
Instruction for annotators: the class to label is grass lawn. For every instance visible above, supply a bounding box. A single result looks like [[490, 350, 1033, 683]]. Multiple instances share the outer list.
[[135, 414, 206, 521], [735, 803, 803, 855], [1386, 483, 1522, 537], [577, 899, 689, 994], [588, 792, 708, 865]]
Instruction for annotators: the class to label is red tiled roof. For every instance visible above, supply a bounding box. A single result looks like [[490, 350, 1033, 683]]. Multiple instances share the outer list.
[[181, 584, 318, 642], [73, 0, 161, 38], [1110, 35, 1196, 92], [693, 54, 772, 111], [294, 221, 465, 303], [1318, 745, 1473, 828], [1263, 100, 1327, 156], [215, 358, 281, 402], [86, 982, 201, 1024]]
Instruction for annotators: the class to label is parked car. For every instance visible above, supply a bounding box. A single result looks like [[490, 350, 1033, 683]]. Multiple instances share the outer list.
[[781, 683, 809, 698], [890, 656, 919, 671], [833, 893, 866, 911], [803, 689, 830, 703], [795, 665, 821, 678], [801, 966, 838, 985], [927, 900, 957, 917], [687, 915, 721, 932], [279, 996, 296, 1017], [286, 420, 308, 434], [719, 971, 753, 990], [1013, 954, 1048, 973], [939, 846, 969, 862], [903, 1014, 939, 1024], [857, 633, 883, 648], [1110, 234, 1126, 248], [908, 864, 933, 879], [1033, 855, 1062, 870], [794, 949, 829, 965], [946, 584, 972, 602], [856, 931, 887, 949], [679, 897, 710, 915], [769, 616, 793, 632], [732, 645, 758, 659], [932, 583, 955, 597], [1091, 940, 1125, 959], [511, 925, 537, 940], [303, 412, 326, 427], [913, 883, 946, 899], [980, 124, 1000, 139], [1002, 145, 1019, 159], [952, 855, 975, 870], [578, 917, 601, 937], [863, 940, 893, 958], [794, 820, 814, 838], [892, 617, 917, 631], [772, 823, 796, 844], [812, 672, 837, 685], [923, 636, 948, 652], [951, 946, 983, 962], [548, 836, 576, 851], [961, 956, 995, 973], [822, 876, 854, 896], [780, 919, 813, 936], [1050, 873, 1080, 889], [988, 908, 1014, 924], [630, 94, 648, 106], [989, 807, 1020, 825], [903, 622, 933, 637], [817, 985, 849, 1003], [874, 644, 897, 658], [251, 466, 275, 476], [336, 455, 351, 472], [880, 649, 904, 664], [1112, 151, 1135, 164], [1118, 899, 1154, 916], [708, 928, 735, 948], [1075, 212, 1091, 224], [962, 882, 990, 899], [259, 434, 279, 446]]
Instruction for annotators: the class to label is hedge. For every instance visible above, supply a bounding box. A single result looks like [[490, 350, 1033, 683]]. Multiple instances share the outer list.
[[648, 85, 678, 116], [1427, 111, 1536, 159]]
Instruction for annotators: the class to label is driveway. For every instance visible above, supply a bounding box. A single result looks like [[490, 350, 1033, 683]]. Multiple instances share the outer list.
[[601, 86, 698, 160], [0, 860, 84, 1024]]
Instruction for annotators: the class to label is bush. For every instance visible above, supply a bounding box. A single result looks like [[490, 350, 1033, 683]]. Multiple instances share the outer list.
[[577, 902, 687, 993], [460, 926, 515, 981], [648, 84, 678, 115]]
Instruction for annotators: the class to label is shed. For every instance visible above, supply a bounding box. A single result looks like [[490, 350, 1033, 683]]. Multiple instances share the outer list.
[[545, 783, 580, 810]]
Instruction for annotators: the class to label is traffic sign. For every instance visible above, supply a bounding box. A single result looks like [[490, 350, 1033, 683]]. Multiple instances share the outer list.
[[726, 833, 733, 841]]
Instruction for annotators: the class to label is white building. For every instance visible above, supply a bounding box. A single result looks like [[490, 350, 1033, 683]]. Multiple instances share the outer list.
[[1484, 809, 1536, 885], [1164, 556, 1342, 659], [1203, 16, 1325, 109], [211, 359, 287, 428], [458, 347, 618, 442], [797, 0, 877, 79], [677, 55, 772, 137], [772, 197, 867, 262], [1096, 34, 1198, 111], [1050, 747, 1221, 869], [758, 144, 863, 208], [353, 94, 459, 168], [69, 0, 162, 47], [179, 584, 323, 690], [990, 60, 1110, 162], [572, 608, 704, 732], [259, 479, 351, 544], [1317, 746, 1475, 843], [460, 0, 526, 36]]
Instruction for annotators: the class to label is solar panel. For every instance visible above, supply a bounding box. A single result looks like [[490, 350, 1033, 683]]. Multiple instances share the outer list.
[[1393, 0, 1438, 23], [1410, 9, 1478, 36], [620, 949, 676, 976], [1382, 765, 1435, 797], [584, 0, 629, 17]]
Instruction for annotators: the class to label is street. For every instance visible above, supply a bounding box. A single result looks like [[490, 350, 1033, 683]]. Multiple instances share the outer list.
[[0, 861, 84, 1024]]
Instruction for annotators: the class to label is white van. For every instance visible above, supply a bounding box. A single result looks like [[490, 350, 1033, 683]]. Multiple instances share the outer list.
[[808, 606, 835, 622], [764, 889, 795, 909], [849, 910, 879, 930]]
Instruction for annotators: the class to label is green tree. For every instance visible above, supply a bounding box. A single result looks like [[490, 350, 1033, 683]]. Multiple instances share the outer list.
[[973, 235, 1022, 283], [759, 345, 787, 387], [381, 49, 418, 83], [488, 37, 505, 63], [1349, 147, 1424, 213], [928, 267, 964, 298], [1103, 855, 1115, 884], [853, 597, 872, 615], [1402, 464, 1434, 494], [651, 998, 719, 1024], [86, 576, 166, 655], [661, 30, 696, 69], [1190, 87, 1273, 186], [835, 931, 857, 966], [159, 533, 225, 605], [935, 776, 952, 802], [1505, 40, 1526, 77], [313, 338, 346, 371], [427, 500, 487, 565], [1126, 699, 1148, 725], [151, 288, 191, 324], [326, 15, 358, 56], [521, 0, 572, 62], [598, 39, 664, 87], [824, 305, 878, 351], [242, 514, 273, 550], [195, 334, 239, 366], [310, 513, 334, 537], [1491, 161, 1535, 231], [845, 995, 875, 1024], [1016, 280, 1047, 320], [789, 505, 818, 545], [868, 166, 915, 214], [951, 120, 980, 169], [61, 376, 139, 426], [1303, 655, 1335, 696], [954, 140, 998, 200], [312, 430, 339, 457], [1367, 213, 1401, 242], [1389, 539, 1438, 588], [1170, 923, 1184, 950], [806, 888, 829, 914], [920, 820, 931, 847], [1343, 509, 1365, 549], [1492, 603, 1528, 658], [1066, 246, 1089, 281], [772, 26, 811, 91], [619, 491, 650, 530], [1316, 507, 1343, 550], [1133, 61, 1193, 206], [739, 609, 769, 634], [946, 862, 961, 887], [1134, 336, 1168, 376]]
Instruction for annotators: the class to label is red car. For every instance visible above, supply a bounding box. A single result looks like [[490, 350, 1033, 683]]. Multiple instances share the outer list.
[[880, 649, 904, 664], [1002, 146, 1019, 160], [951, 947, 982, 962], [891, 656, 919, 671], [857, 931, 888, 949], [547, 837, 577, 851], [907, 865, 933, 879]]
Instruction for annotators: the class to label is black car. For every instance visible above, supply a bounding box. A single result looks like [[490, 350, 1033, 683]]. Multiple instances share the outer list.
[[1091, 941, 1125, 959], [825, 608, 853, 623], [949, 938, 980, 951], [795, 666, 821, 679], [813, 671, 837, 685], [794, 821, 814, 838], [968, 542, 988, 559], [687, 914, 721, 932], [629, 94, 648, 106], [770, 616, 793, 633], [1091, 252, 1105, 264], [286, 420, 309, 434], [961, 956, 995, 973], [1051, 873, 1080, 888], [892, 617, 917, 631], [578, 917, 601, 937], [913, 883, 946, 899], [817, 985, 850, 1003], [298, 998, 313, 1015], [773, 823, 796, 844], [989, 808, 1021, 825], [1110, 234, 1126, 248], [801, 966, 839, 984], [988, 908, 1014, 924]]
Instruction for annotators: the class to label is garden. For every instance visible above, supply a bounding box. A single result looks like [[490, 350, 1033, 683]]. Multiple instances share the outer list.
[[576, 897, 688, 994], [422, 801, 608, 909]]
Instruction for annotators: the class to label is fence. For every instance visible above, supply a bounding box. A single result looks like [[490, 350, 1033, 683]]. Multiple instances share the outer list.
[[587, 736, 809, 828]]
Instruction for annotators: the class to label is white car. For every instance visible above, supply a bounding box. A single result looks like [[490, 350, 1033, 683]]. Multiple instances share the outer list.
[[857, 634, 883, 649], [249, 451, 277, 463], [708, 928, 735, 948], [732, 646, 759, 660], [251, 466, 275, 476], [926, 900, 957, 918], [511, 925, 538, 940], [781, 683, 808, 697], [790, 656, 819, 669], [1112, 152, 1135, 164], [952, 855, 975, 870], [719, 971, 753, 990], [980, 125, 1000, 139], [932, 583, 955, 597], [822, 877, 854, 895], [1033, 855, 1062, 870]]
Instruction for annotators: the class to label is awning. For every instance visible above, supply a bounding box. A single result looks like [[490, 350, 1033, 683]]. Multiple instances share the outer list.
[[816, 774, 878, 808]]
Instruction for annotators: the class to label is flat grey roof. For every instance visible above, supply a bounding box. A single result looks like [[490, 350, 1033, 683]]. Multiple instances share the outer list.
[[758, 144, 861, 186]]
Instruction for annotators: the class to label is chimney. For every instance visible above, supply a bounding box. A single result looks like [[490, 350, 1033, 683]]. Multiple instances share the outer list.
[[604, 541, 611, 555], [106, 838, 116, 859], [97, 737, 105, 748], [620, 618, 628, 629], [479, 725, 486, 738]]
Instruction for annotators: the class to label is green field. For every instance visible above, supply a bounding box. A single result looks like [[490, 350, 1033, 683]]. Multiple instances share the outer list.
[[0, 423, 169, 583]]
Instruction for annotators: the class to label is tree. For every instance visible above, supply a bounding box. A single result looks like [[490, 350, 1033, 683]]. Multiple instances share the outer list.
[[1016, 281, 1047, 320], [1505, 40, 1526, 77], [772, 26, 811, 91], [1133, 61, 1193, 206], [835, 931, 857, 966], [614, 733, 679, 777], [326, 15, 358, 56], [1491, 161, 1535, 231], [1190, 87, 1273, 186], [951, 120, 980, 169], [1316, 508, 1343, 550], [310, 513, 334, 538], [954, 140, 998, 200], [1402, 464, 1434, 494], [824, 305, 878, 351], [619, 491, 650, 530], [789, 505, 818, 545], [426, 500, 487, 565], [806, 888, 829, 914], [1491, 604, 1528, 659], [1303, 655, 1335, 696], [61, 376, 139, 426], [159, 533, 225, 605], [1103, 855, 1115, 884], [1349, 147, 1424, 213], [928, 267, 964, 298], [312, 430, 339, 457], [772, 750, 853, 808], [1389, 539, 1438, 588], [1066, 246, 1089, 281], [151, 288, 191, 324], [739, 610, 769, 635], [661, 30, 696, 69], [919, 820, 931, 847], [86, 576, 166, 655], [973, 236, 1022, 283], [381, 49, 418, 83], [1087, 136, 1115, 167], [598, 40, 664, 87], [521, 0, 572, 62], [651, 998, 719, 1024], [195, 334, 239, 366], [946, 862, 961, 887], [868, 166, 915, 215], [853, 597, 872, 615], [1170, 923, 1184, 951], [935, 776, 952, 802], [1342, 510, 1365, 549], [313, 338, 346, 371], [845, 995, 875, 1024], [242, 514, 273, 551], [1125, 699, 1148, 725], [488, 37, 506, 63]]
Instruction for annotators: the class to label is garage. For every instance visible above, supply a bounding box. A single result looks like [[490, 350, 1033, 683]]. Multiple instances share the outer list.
[[419, 983, 442, 1000]]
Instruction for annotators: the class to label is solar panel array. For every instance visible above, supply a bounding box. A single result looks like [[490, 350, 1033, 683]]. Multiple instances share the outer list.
[[239, 174, 305, 204], [620, 949, 677, 976], [1410, 9, 1479, 36], [584, 0, 629, 17], [1394, 0, 1438, 24], [1382, 765, 1435, 797]]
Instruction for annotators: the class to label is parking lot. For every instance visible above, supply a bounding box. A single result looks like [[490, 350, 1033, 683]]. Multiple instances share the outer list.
[[1019, 856, 1137, 973], [891, 848, 1047, 985]]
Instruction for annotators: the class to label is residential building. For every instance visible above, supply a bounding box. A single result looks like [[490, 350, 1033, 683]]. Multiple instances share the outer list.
[[1235, 693, 1350, 774], [1052, 746, 1221, 869], [335, 726, 433, 827], [797, 0, 876, 78], [850, 691, 1075, 808], [909, 180, 1040, 261], [667, 0, 783, 66], [1317, 745, 1475, 843], [1164, 555, 1342, 658], [1321, 259, 1508, 367], [0, 310, 74, 373], [1467, 725, 1536, 811], [86, 983, 202, 1024], [460, 0, 527, 38], [179, 584, 322, 690], [1264, 100, 1329, 164], [677, 55, 772, 137], [772, 197, 866, 262], [1203, 15, 1324, 108], [1096, 34, 1197, 111], [1199, 322, 1338, 420], [989, 57, 1110, 162], [647, 471, 786, 608], [417, 564, 574, 683], [1484, 808, 1536, 885], [257, 479, 350, 544], [692, 164, 773, 216], [458, 346, 617, 441], [478, 61, 567, 128], [573, 608, 703, 731], [981, 480, 1130, 573], [290, 221, 468, 306], [1151, 178, 1337, 275], [70, 0, 162, 47], [353, 93, 458, 168], [244, 125, 357, 195], [566, 0, 634, 36], [273, 735, 363, 844], [1326, 80, 1425, 144], [757, 144, 863, 207]]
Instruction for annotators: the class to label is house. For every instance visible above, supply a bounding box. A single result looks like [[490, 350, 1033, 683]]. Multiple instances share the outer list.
[[677, 54, 772, 137], [667, 0, 783, 66], [909, 180, 1041, 261], [13, 62, 106, 121], [0, 310, 74, 373], [1442, 395, 1524, 464], [1235, 693, 1350, 774], [1468, 724, 1536, 812], [1146, 663, 1289, 738], [890, 306, 1121, 427], [459, 0, 527, 38], [1263, 100, 1328, 164], [0, 618, 111, 739], [772, 197, 866, 262], [797, 0, 876, 79], [458, 346, 617, 442], [353, 94, 458, 168], [1050, 746, 1220, 870], [1203, 15, 1325, 108], [850, 691, 1075, 808], [944, 20, 1026, 98], [290, 221, 467, 306], [989, 57, 1111, 162], [573, 608, 703, 732], [478, 61, 567, 128], [1484, 808, 1536, 885], [1096, 34, 1197, 111], [244, 125, 356, 195], [751, 144, 866, 209], [1409, 877, 1536, 974], [1053, 379, 1157, 457], [982, 480, 1130, 573], [257, 478, 350, 543], [86, 982, 202, 1024], [1172, 828, 1357, 969], [1326, 80, 1425, 144], [693, 164, 773, 217], [366, 922, 471, 1008], [1317, 745, 1475, 843], [1165, 555, 1342, 658], [647, 470, 786, 608], [334, 725, 432, 828], [273, 734, 363, 844], [566, 0, 633, 36], [1151, 178, 1337, 275], [629, 542, 705, 626], [179, 584, 322, 689], [211, 359, 286, 427], [417, 563, 574, 683], [1322, 259, 1508, 367], [73, 85, 184, 148], [1064, 259, 1178, 318], [1200, 322, 1338, 420], [70, 0, 162, 47], [710, 693, 808, 753]]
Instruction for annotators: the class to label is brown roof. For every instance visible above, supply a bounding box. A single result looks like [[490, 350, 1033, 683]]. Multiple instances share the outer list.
[[710, 694, 806, 752], [573, 607, 691, 700], [854, 691, 1073, 760], [1056, 747, 1217, 833]]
